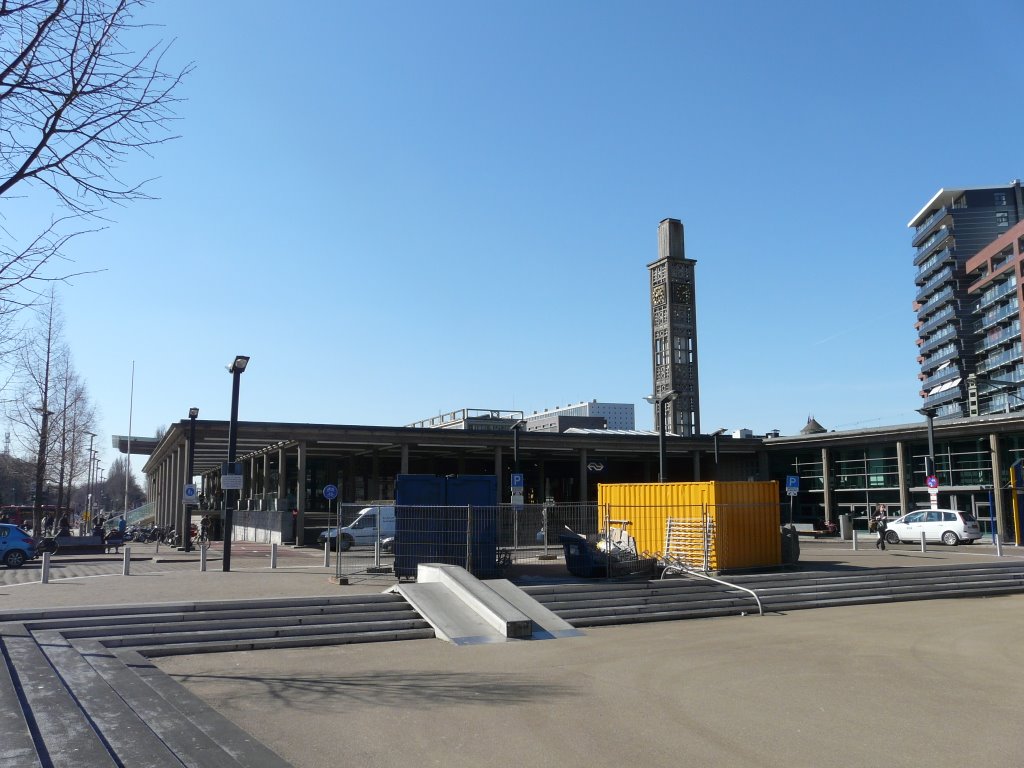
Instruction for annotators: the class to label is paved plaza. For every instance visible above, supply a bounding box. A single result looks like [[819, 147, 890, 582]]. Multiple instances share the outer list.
[[2, 541, 1023, 767]]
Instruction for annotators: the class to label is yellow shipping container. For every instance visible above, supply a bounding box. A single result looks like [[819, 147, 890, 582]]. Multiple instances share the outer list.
[[596, 481, 781, 571]]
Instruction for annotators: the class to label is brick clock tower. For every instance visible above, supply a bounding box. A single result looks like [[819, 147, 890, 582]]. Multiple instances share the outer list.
[[648, 218, 700, 437]]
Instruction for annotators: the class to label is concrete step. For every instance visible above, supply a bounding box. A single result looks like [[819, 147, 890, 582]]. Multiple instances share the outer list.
[[567, 605, 753, 627], [32, 629, 192, 767], [532, 588, 746, 612], [52, 608, 427, 640], [74, 640, 290, 768], [0, 624, 117, 768], [765, 583, 1024, 612], [133, 626, 437, 657], [5, 592, 411, 625], [0, 591, 440, 767], [96, 617, 432, 650], [0, 637, 42, 768], [523, 564, 1024, 627], [111, 647, 292, 767], [726, 562, 1024, 586]]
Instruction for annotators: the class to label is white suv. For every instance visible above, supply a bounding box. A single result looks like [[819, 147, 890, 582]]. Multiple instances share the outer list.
[[884, 508, 982, 546]]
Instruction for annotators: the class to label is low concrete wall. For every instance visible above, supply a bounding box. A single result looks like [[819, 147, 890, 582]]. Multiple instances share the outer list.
[[231, 510, 291, 545]]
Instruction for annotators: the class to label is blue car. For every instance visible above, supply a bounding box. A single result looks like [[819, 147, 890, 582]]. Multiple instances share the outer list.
[[0, 523, 39, 568]]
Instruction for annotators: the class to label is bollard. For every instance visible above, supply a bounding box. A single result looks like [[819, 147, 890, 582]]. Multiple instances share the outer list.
[[123, 546, 131, 576], [41, 551, 50, 584], [920, 532, 927, 552], [324, 541, 331, 568], [995, 534, 1003, 557], [852, 530, 858, 550], [271, 542, 278, 569], [155, 538, 160, 554]]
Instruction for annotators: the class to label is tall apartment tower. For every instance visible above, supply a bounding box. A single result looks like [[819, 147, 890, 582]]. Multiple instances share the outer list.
[[648, 218, 700, 436], [910, 181, 1024, 418]]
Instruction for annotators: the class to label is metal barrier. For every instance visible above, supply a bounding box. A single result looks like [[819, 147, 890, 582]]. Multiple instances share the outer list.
[[306, 500, 782, 582], [318, 502, 602, 581]]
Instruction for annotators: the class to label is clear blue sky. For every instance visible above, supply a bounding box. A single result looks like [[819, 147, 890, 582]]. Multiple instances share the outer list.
[[33, 0, 1024, 479]]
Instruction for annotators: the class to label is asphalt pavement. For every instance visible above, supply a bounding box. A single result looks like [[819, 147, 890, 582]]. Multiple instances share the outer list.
[[2, 539, 1023, 768]]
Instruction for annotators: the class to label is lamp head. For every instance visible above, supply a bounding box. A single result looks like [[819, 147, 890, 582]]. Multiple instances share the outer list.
[[188, 407, 200, 419], [228, 355, 250, 374]]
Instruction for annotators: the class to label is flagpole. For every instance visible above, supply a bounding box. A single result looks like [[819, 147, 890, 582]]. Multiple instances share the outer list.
[[125, 361, 134, 521]]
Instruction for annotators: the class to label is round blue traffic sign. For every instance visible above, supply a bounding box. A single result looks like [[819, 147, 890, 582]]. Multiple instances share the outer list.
[[926, 475, 938, 489], [322, 484, 338, 500]]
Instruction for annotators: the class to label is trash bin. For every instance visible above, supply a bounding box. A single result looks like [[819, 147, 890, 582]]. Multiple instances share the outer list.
[[781, 525, 800, 565], [560, 532, 602, 577]]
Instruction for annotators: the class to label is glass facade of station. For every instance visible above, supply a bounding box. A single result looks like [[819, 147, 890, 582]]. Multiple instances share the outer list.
[[769, 430, 1024, 539]]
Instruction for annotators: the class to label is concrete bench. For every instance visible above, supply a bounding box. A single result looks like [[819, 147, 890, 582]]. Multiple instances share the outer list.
[[51, 535, 120, 555], [792, 523, 835, 537]]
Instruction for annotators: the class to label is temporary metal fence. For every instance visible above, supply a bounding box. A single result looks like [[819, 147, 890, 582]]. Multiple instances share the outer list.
[[318, 502, 599, 581], [312, 500, 782, 581]]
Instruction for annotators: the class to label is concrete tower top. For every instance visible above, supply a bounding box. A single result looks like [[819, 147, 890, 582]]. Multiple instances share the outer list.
[[658, 218, 685, 260]]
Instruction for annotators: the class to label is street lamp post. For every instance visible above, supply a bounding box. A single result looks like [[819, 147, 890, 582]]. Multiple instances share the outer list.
[[84, 432, 96, 531], [510, 420, 526, 508], [916, 407, 937, 477], [511, 420, 526, 475], [223, 355, 249, 572], [645, 391, 680, 482], [88, 449, 97, 532], [710, 427, 727, 465], [183, 407, 199, 553], [96, 463, 104, 517], [917, 407, 937, 509]]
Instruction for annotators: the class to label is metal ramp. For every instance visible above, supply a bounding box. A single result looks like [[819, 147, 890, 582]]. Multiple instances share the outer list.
[[394, 563, 584, 645]]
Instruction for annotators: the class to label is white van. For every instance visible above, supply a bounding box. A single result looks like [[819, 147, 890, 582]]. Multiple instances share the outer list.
[[318, 505, 395, 551]]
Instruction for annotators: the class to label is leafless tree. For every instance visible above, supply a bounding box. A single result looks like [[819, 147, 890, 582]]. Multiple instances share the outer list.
[[0, 0, 191, 309], [5, 287, 62, 533], [51, 351, 95, 513], [104, 454, 142, 512]]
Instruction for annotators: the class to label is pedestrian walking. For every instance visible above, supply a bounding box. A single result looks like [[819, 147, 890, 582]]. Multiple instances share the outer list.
[[873, 504, 888, 550]]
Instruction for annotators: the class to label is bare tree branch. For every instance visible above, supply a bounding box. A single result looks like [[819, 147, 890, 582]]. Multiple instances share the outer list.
[[0, 0, 191, 310]]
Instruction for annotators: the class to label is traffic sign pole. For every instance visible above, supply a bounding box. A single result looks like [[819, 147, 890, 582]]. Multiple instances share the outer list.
[[321, 485, 346, 583], [926, 475, 939, 509], [785, 476, 799, 525]]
